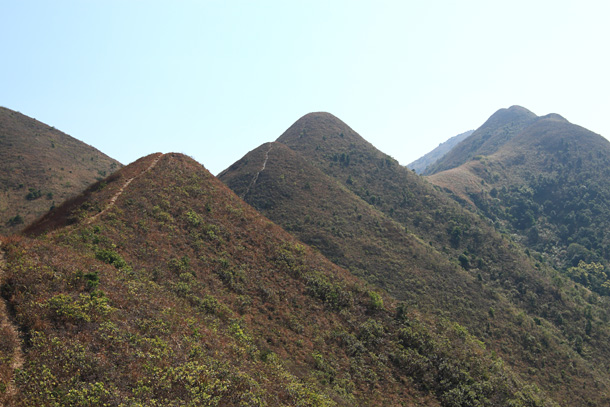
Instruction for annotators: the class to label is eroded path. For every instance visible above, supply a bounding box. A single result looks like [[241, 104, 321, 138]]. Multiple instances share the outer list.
[[0, 239, 24, 405], [242, 145, 272, 199], [88, 153, 163, 224]]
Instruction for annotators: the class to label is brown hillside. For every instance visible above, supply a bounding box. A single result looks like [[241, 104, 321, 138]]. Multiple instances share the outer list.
[[0, 107, 121, 235], [1, 153, 549, 406]]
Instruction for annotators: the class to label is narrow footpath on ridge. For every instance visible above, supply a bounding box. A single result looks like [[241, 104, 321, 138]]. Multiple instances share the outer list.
[[242, 145, 272, 199], [0, 239, 24, 405], [87, 153, 164, 224]]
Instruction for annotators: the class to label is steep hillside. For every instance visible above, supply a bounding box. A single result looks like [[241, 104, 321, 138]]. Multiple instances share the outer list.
[[407, 130, 474, 174], [221, 112, 610, 406], [221, 142, 459, 294], [0, 153, 550, 406], [0, 107, 120, 235], [428, 109, 610, 291], [424, 106, 537, 175]]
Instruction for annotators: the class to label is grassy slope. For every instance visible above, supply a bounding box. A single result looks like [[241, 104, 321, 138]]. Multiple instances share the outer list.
[[0, 153, 551, 406], [0, 107, 121, 235], [220, 112, 610, 406]]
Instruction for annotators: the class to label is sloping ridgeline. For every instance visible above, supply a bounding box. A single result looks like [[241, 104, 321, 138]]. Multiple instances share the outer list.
[[407, 130, 474, 174], [220, 112, 610, 406], [0, 107, 120, 235], [0, 153, 548, 406]]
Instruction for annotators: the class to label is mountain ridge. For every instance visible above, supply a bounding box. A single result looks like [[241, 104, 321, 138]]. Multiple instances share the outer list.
[[424, 105, 538, 175], [407, 130, 474, 174], [220, 111, 610, 406], [4, 105, 610, 405], [0, 107, 121, 235], [3, 151, 551, 406], [428, 108, 610, 276]]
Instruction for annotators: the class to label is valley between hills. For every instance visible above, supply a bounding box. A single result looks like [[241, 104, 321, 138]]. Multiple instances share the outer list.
[[2, 105, 610, 406]]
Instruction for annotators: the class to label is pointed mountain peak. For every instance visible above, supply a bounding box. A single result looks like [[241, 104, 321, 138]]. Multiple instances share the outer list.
[[276, 111, 366, 147], [278, 112, 349, 137], [274, 111, 391, 177], [295, 111, 342, 122], [487, 105, 538, 124]]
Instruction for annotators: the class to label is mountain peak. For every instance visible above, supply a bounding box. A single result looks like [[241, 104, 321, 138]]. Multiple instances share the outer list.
[[507, 104, 534, 112], [489, 105, 538, 123], [297, 111, 341, 121], [274, 112, 383, 172], [276, 112, 357, 145], [424, 105, 538, 174]]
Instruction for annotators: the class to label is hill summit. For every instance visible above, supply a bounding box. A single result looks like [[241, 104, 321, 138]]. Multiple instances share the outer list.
[[424, 105, 538, 174]]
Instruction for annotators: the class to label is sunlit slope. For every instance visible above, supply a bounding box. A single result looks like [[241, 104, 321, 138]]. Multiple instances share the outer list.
[[0, 107, 121, 235], [0, 153, 550, 406]]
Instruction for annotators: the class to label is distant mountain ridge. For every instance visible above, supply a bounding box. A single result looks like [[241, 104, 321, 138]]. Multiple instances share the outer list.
[[0, 107, 121, 235], [407, 129, 474, 174], [428, 107, 610, 277], [424, 105, 538, 175]]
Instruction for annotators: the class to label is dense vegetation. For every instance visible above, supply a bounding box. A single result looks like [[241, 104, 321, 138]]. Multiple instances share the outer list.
[[428, 109, 610, 296], [0, 107, 120, 235], [221, 112, 610, 406]]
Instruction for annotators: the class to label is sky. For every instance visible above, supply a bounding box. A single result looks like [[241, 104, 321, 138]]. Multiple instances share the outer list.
[[2, 1, 610, 175]]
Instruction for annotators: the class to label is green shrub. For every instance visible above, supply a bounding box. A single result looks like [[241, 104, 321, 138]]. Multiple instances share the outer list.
[[95, 249, 128, 269], [25, 188, 42, 200], [368, 291, 384, 310], [7, 214, 24, 226], [84, 271, 100, 290], [46, 292, 112, 323], [305, 272, 353, 309]]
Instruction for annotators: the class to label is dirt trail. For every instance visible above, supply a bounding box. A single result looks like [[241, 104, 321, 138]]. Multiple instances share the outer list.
[[243, 145, 272, 199], [88, 153, 163, 224], [0, 239, 24, 404]]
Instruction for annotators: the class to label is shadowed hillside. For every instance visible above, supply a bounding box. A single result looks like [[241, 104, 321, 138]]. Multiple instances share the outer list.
[[221, 112, 610, 406], [0, 153, 553, 406], [0, 107, 121, 235]]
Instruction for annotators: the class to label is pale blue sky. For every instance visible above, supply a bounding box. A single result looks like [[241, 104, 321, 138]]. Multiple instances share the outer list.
[[2, 1, 609, 174]]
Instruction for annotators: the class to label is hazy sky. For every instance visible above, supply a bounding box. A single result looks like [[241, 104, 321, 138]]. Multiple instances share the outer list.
[[2, 1, 609, 174]]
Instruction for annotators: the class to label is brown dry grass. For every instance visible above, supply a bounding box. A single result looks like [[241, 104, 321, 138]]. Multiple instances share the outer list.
[[0, 107, 121, 235]]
